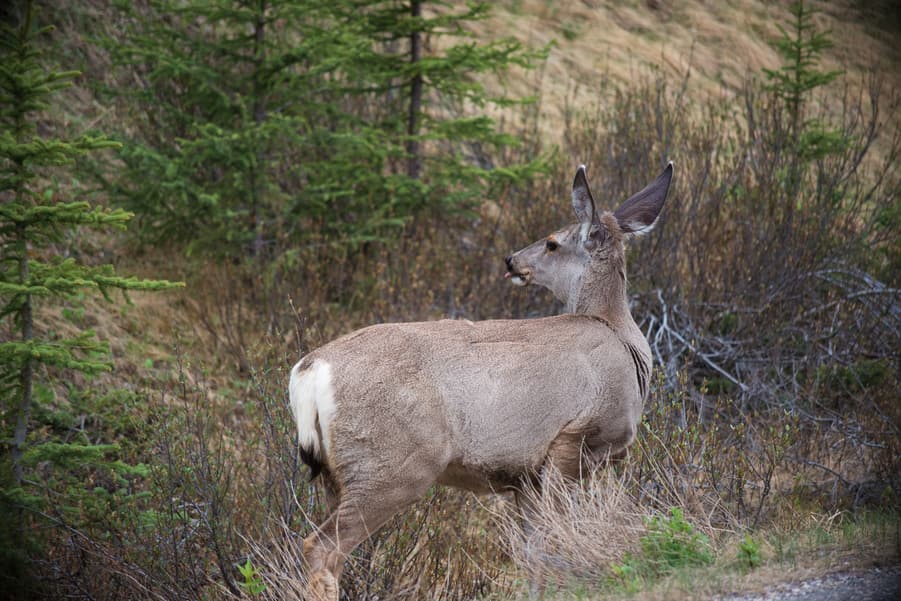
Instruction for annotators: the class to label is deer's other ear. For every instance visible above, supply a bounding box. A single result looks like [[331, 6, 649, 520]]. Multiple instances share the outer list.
[[614, 161, 673, 236], [572, 165, 598, 225]]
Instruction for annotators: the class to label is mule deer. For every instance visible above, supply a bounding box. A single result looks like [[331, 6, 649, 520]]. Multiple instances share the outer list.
[[290, 162, 673, 599]]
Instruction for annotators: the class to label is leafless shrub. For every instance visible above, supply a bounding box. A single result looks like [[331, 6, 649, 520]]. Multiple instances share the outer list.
[[560, 70, 900, 412]]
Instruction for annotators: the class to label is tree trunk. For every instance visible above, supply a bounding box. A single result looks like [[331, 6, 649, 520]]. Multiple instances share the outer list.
[[13, 223, 32, 485], [251, 0, 267, 260], [406, 0, 423, 180]]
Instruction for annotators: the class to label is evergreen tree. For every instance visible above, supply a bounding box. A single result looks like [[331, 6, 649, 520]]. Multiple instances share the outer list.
[[102, 0, 547, 264], [103, 0, 420, 259], [103, 0, 323, 257], [335, 0, 548, 214], [762, 0, 843, 201], [94, 0, 549, 346], [0, 1, 179, 590]]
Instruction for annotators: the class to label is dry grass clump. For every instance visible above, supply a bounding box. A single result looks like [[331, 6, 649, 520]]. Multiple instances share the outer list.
[[245, 490, 509, 601], [242, 521, 309, 601], [497, 464, 646, 590]]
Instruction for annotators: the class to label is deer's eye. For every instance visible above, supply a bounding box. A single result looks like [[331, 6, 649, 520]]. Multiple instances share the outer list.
[[545, 240, 559, 252]]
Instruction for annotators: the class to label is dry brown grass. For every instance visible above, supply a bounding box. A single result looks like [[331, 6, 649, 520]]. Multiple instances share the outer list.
[[495, 464, 647, 591], [243, 521, 310, 601], [494, 447, 898, 601], [437, 1, 899, 148], [243, 489, 512, 601], [551, 510, 900, 601]]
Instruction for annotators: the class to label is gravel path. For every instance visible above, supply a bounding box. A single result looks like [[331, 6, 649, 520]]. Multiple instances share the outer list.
[[718, 567, 901, 601]]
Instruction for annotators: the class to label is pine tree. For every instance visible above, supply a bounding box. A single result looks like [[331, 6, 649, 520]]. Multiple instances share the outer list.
[[102, 0, 410, 258], [328, 0, 548, 214], [0, 2, 179, 587], [95, 0, 548, 342], [762, 0, 843, 201], [102, 0, 390, 340], [103, 0, 320, 257], [103, 0, 547, 258]]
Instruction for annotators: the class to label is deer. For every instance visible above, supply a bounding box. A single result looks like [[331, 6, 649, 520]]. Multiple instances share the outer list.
[[289, 161, 673, 600]]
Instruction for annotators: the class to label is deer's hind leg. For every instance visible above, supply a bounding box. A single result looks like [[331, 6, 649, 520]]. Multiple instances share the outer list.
[[302, 476, 436, 601]]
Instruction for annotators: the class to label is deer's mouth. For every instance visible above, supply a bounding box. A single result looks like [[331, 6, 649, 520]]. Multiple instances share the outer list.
[[504, 269, 531, 286]]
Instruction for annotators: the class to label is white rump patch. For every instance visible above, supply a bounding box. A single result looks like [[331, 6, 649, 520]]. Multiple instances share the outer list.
[[288, 359, 338, 461]]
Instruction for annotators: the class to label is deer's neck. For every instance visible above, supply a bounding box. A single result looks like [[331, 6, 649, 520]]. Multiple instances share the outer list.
[[570, 249, 652, 400], [569, 250, 633, 329]]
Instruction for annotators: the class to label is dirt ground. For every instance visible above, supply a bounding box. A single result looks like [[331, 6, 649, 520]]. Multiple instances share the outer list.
[[718, 566, 901, 601]]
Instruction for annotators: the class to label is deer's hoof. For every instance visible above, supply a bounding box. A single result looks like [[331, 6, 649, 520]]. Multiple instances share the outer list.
[[306, 569, 339, 601]]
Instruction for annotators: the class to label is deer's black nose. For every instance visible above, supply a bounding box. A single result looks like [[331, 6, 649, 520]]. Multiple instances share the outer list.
[[505, 256, 513, 271]]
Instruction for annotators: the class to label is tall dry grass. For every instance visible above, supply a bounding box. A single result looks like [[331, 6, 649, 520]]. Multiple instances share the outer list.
[[461, 0, 901, 151], [245, 490, 510, 601], [497, 464, 646, 591]]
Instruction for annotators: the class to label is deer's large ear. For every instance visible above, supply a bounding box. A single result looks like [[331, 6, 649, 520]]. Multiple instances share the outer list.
[[572, 165, 598, 225], [614, 161, 673, 236]]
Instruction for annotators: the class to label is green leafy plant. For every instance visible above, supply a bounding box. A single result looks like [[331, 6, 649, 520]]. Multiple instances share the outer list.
[[640, 507, 714, 571], [237, 558, 266, 596], [737, 534, 762, 570], [610, 507, 713, 590]]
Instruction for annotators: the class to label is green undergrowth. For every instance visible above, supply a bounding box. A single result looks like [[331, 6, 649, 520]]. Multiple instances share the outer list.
[[516, 509, 900, 601], [607, 507, 715, 594]]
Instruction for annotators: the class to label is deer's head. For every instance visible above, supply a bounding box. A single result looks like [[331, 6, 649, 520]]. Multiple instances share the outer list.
[[505, 163, 673, 312]]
